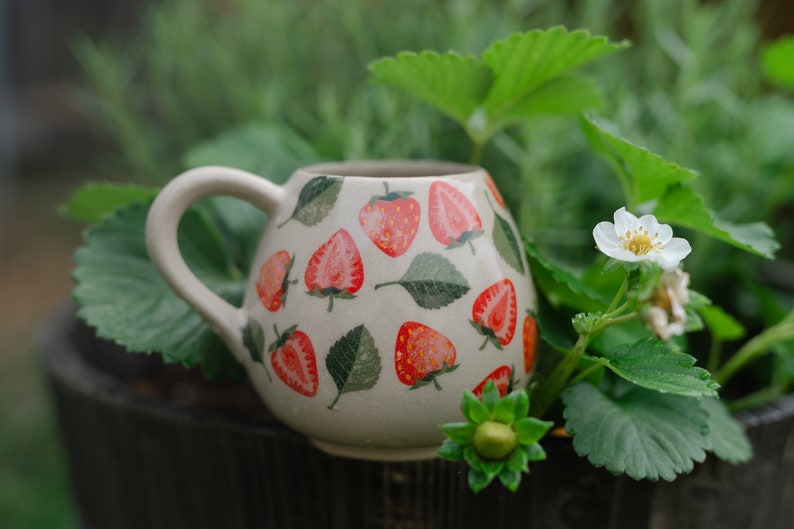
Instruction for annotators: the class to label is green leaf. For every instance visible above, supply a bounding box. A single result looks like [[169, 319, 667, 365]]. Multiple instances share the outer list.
[[596, 337, 719, 397], [524, 240, 609, 311], [522, 442, 547, 462], [493, 395, 517, 424], [199, 196, 267, 272], [480, 380, 501, 412], [183, 122, 322, 184], [279, 176, 343, 228], [480, 459, 506, 480], [468, 468, 493, 493], [488, 74, 605, 130], [510, 390, 530, 420], [369, 51, 492, 126], [441, 423, 477, 445], [762, 36, 794, 91], [73, 202, 244, 377], [326, 324, 382, 409], [563, 382, 710, 481], [580, 116, 697, 205], [497, 468, 522, 492], [700, 397, 753, 464], [654, 185, 779, 259], [482, 28, 628, 123], [438, 439, 465, 461], [462, 391, 491, 424], [60, 183, 158, 223], [506, 445, 530, 472], [698, 305, 746, 342], [374, 252, 470, 309], [488, 198, 525, 273], [513, 417, 553, 445], [463, 445, 481, 470]]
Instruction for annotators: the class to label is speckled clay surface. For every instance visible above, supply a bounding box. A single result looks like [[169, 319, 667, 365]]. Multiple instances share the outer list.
[[146, 160, 537, 460]]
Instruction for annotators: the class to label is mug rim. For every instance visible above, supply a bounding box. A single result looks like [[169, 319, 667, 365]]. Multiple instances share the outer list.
[[297, 159, 482, 179]]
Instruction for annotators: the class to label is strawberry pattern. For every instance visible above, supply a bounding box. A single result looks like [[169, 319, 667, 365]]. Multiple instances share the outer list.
[[250, 170, 536, 416], [256, 250, 295, 312]]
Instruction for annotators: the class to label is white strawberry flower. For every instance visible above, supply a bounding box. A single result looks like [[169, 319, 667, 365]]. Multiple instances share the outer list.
[[646, 269, 691, 341], [593, 207, 691, 269]]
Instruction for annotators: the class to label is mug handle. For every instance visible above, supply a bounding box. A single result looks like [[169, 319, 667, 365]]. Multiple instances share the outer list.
[[145, 166, 286, 362]]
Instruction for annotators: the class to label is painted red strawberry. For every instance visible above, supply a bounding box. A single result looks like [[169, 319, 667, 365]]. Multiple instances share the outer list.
[[268, 325, 318, 397], [428, 180, 483, 253], [395, 322, 458, 390], [359, 183, 420, 257], [523, 313, 538, 374], [470, 279, 517, 350], [304, 228, 364, 311], [472, 365, 515, 399], [256, 250, 295, 312], [485, 173, 506, 209]]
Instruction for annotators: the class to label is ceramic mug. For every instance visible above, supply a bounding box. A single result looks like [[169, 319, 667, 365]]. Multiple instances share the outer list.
[[146, 160, 537, 461]]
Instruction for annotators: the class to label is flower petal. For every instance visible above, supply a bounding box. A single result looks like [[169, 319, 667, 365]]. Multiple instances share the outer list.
[[593, 221, 621, 252], [658, 237, 692, 269], [638, 214, 672, 244], [613, 207, 638, 237]]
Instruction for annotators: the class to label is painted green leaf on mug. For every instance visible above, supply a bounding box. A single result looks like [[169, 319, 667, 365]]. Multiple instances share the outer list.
[[326, 324, 382, 409], [374, 252, 470, 309], [488, 196, 524, 273], [279, 176, 343, 228]]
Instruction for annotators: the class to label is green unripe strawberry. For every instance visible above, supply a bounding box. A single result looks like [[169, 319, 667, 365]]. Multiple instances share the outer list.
[[473, 421, 518, 460]]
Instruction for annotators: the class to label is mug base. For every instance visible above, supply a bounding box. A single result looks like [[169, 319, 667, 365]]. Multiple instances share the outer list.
[[310, 438, 441, 462]]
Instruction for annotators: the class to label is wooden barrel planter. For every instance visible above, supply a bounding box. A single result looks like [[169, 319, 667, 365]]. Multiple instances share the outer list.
[[40, 303, 794, 529]]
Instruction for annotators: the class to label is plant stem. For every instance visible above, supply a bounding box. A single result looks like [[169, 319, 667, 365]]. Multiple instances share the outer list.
[[470, 140, 485, 166], [605, 277, 628, 315], [707, 337, 722, 376], [529, 311, 636, 419], [568, 362, 604, 386], [714, 310, 794, 385], [530, 334, 590, 419], [728, 385, 785, 412], [713, 336, 766, 386]]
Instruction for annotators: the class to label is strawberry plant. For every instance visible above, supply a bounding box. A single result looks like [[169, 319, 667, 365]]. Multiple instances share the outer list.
[[371, 27, 790, 492], [64, 14, 794, 497]]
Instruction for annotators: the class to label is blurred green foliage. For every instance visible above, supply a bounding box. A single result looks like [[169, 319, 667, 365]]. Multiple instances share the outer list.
[[75, 0, 794, 243]]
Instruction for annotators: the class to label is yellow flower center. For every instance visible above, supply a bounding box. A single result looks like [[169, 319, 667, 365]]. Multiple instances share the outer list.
[[620, 227, 661, 256]]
